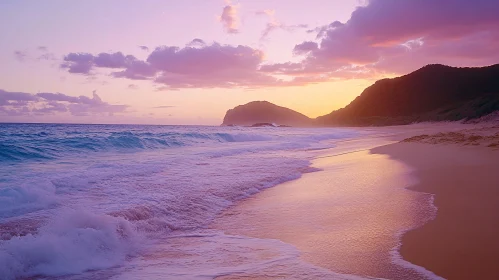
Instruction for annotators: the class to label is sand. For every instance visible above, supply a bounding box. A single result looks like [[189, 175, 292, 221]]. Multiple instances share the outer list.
[[373, 140, 499, 279], [211, 137, 438, 279], [211, 123, 499, 279]]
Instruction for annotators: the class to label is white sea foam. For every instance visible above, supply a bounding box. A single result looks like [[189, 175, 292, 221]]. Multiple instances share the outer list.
[[0, 210, 140, 279], [0, 180, 58, 218], [0, 125, 361, 279], [390, 188, 443, 279], [66, 230, 375, 280]]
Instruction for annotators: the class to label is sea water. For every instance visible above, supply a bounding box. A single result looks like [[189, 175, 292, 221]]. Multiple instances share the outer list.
[[0, 123, 369, 279]]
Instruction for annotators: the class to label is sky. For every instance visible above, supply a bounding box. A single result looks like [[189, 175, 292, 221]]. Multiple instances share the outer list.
[[1, 0, 498, 125]]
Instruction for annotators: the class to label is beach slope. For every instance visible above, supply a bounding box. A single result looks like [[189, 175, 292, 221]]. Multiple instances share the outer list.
[[372, 135, 499, 279]]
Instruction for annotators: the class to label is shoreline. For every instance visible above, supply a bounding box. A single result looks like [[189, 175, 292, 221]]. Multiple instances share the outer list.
[[210, 136, 438, 279], [372, 142, 499, 280], [210, 123, 499, 279]]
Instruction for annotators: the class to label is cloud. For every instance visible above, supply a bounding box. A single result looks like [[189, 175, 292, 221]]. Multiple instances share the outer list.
[[60, 53, 95, 74], [153, 105, 175, 109], [62, 42, 291, 89], [36, 47, 57, 61], [127, 84, 139, 90], [61, 0, 499, 91], [147, 43, 281, 88], [186, 38, 206, 48], [60, 52, 140, 75], [13, 47, 57, 62], [256, 9, 308, 41], [14, 51, 29, 62], [219, 0, 239, 34], [37, 53, 57, 61], [138, 45, 149, 52], [255, 9, 274, 17], [293, 41, 318, 55], [60, 41, 362, 89], [94, 52, 135, 68], [0, 89, 127, 117], [111, 60, 156, 80], [265, 0, 499, 80]]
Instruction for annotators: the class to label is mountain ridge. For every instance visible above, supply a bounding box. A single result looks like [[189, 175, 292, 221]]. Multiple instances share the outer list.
[[316, 64, 499, 126], [222, 64, 499, 127]]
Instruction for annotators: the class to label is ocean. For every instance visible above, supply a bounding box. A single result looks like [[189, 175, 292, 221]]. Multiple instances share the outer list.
[[0, 123, 371, 279]]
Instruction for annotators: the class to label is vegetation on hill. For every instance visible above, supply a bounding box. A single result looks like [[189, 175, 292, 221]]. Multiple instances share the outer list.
[[316, 64, 499, 126]]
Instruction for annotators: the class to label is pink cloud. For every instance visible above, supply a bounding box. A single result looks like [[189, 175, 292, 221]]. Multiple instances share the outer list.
[[60, 41, 377, 89], [138, 45, 149, 52], [94, 52, 135, 68], [219, 1, 239, 34], [61, 53, 95, 74], [256, 9, 308, 41], [13, 51, 29, 62], [112, 60, 156, 80], [60, 0, 499, 90], [149, 43, 281, 89], [63, 42, 291, 89], [293, 41, 318, 55], [0, 89, 127, 116], [61, 52, 140, 74], [186, 38, 206, 48], [284, 0, 499, 78], [13, 47, 57, 63]]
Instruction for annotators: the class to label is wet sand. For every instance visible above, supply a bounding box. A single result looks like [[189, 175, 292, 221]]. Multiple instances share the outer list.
[[373, 142, 499, 280], [211, 138, 439, 280], [210, 123, 499, 280]]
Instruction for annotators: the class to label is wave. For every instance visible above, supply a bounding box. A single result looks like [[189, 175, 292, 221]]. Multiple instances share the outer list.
[[0, 181, 58, 219], [0, 124, 360, 279], [0, 127, 276, 162], [0, 210, 140, 279], [0, 158, 310, 279]]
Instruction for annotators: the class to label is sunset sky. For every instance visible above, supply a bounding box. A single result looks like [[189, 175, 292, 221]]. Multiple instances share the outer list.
[[1, 0, 498, 125]]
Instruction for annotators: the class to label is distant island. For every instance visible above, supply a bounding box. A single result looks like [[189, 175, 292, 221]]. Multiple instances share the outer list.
[[222, 101, 313, 127], [222, 64, 499, 127]]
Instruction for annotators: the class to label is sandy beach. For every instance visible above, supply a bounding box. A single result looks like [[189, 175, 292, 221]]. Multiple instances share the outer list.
[[211, 124, 499, 280], [373, 134, 499, 279]]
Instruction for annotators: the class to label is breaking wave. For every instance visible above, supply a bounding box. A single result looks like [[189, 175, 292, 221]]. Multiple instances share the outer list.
[[0, 123, 359, 279]]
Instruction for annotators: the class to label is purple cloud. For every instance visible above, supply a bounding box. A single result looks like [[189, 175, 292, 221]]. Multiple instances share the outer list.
[[14, 51, 29, 62], [37, 53, 57, 61], [0, 89, 127, 116], [94, 52, 136, 68], [219, 1, 239, 34], [256, 10, 308, 41], [138, 45, 149, 52], [60, 52, 138, 74], [13, 47, 57, 62], [67, 91, 127, 116], [264, 0, 499, 80], [112, 60, 157, 80], [36, 92, 80, 103], [60, 0, 499, 91], [293, 41, 318, 55], [186, 39, 206, 48], [61, 41, 346, 88], [147, 43, 282, 88], [61, 53, 95, 74], [32, 101, 68, 115]]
